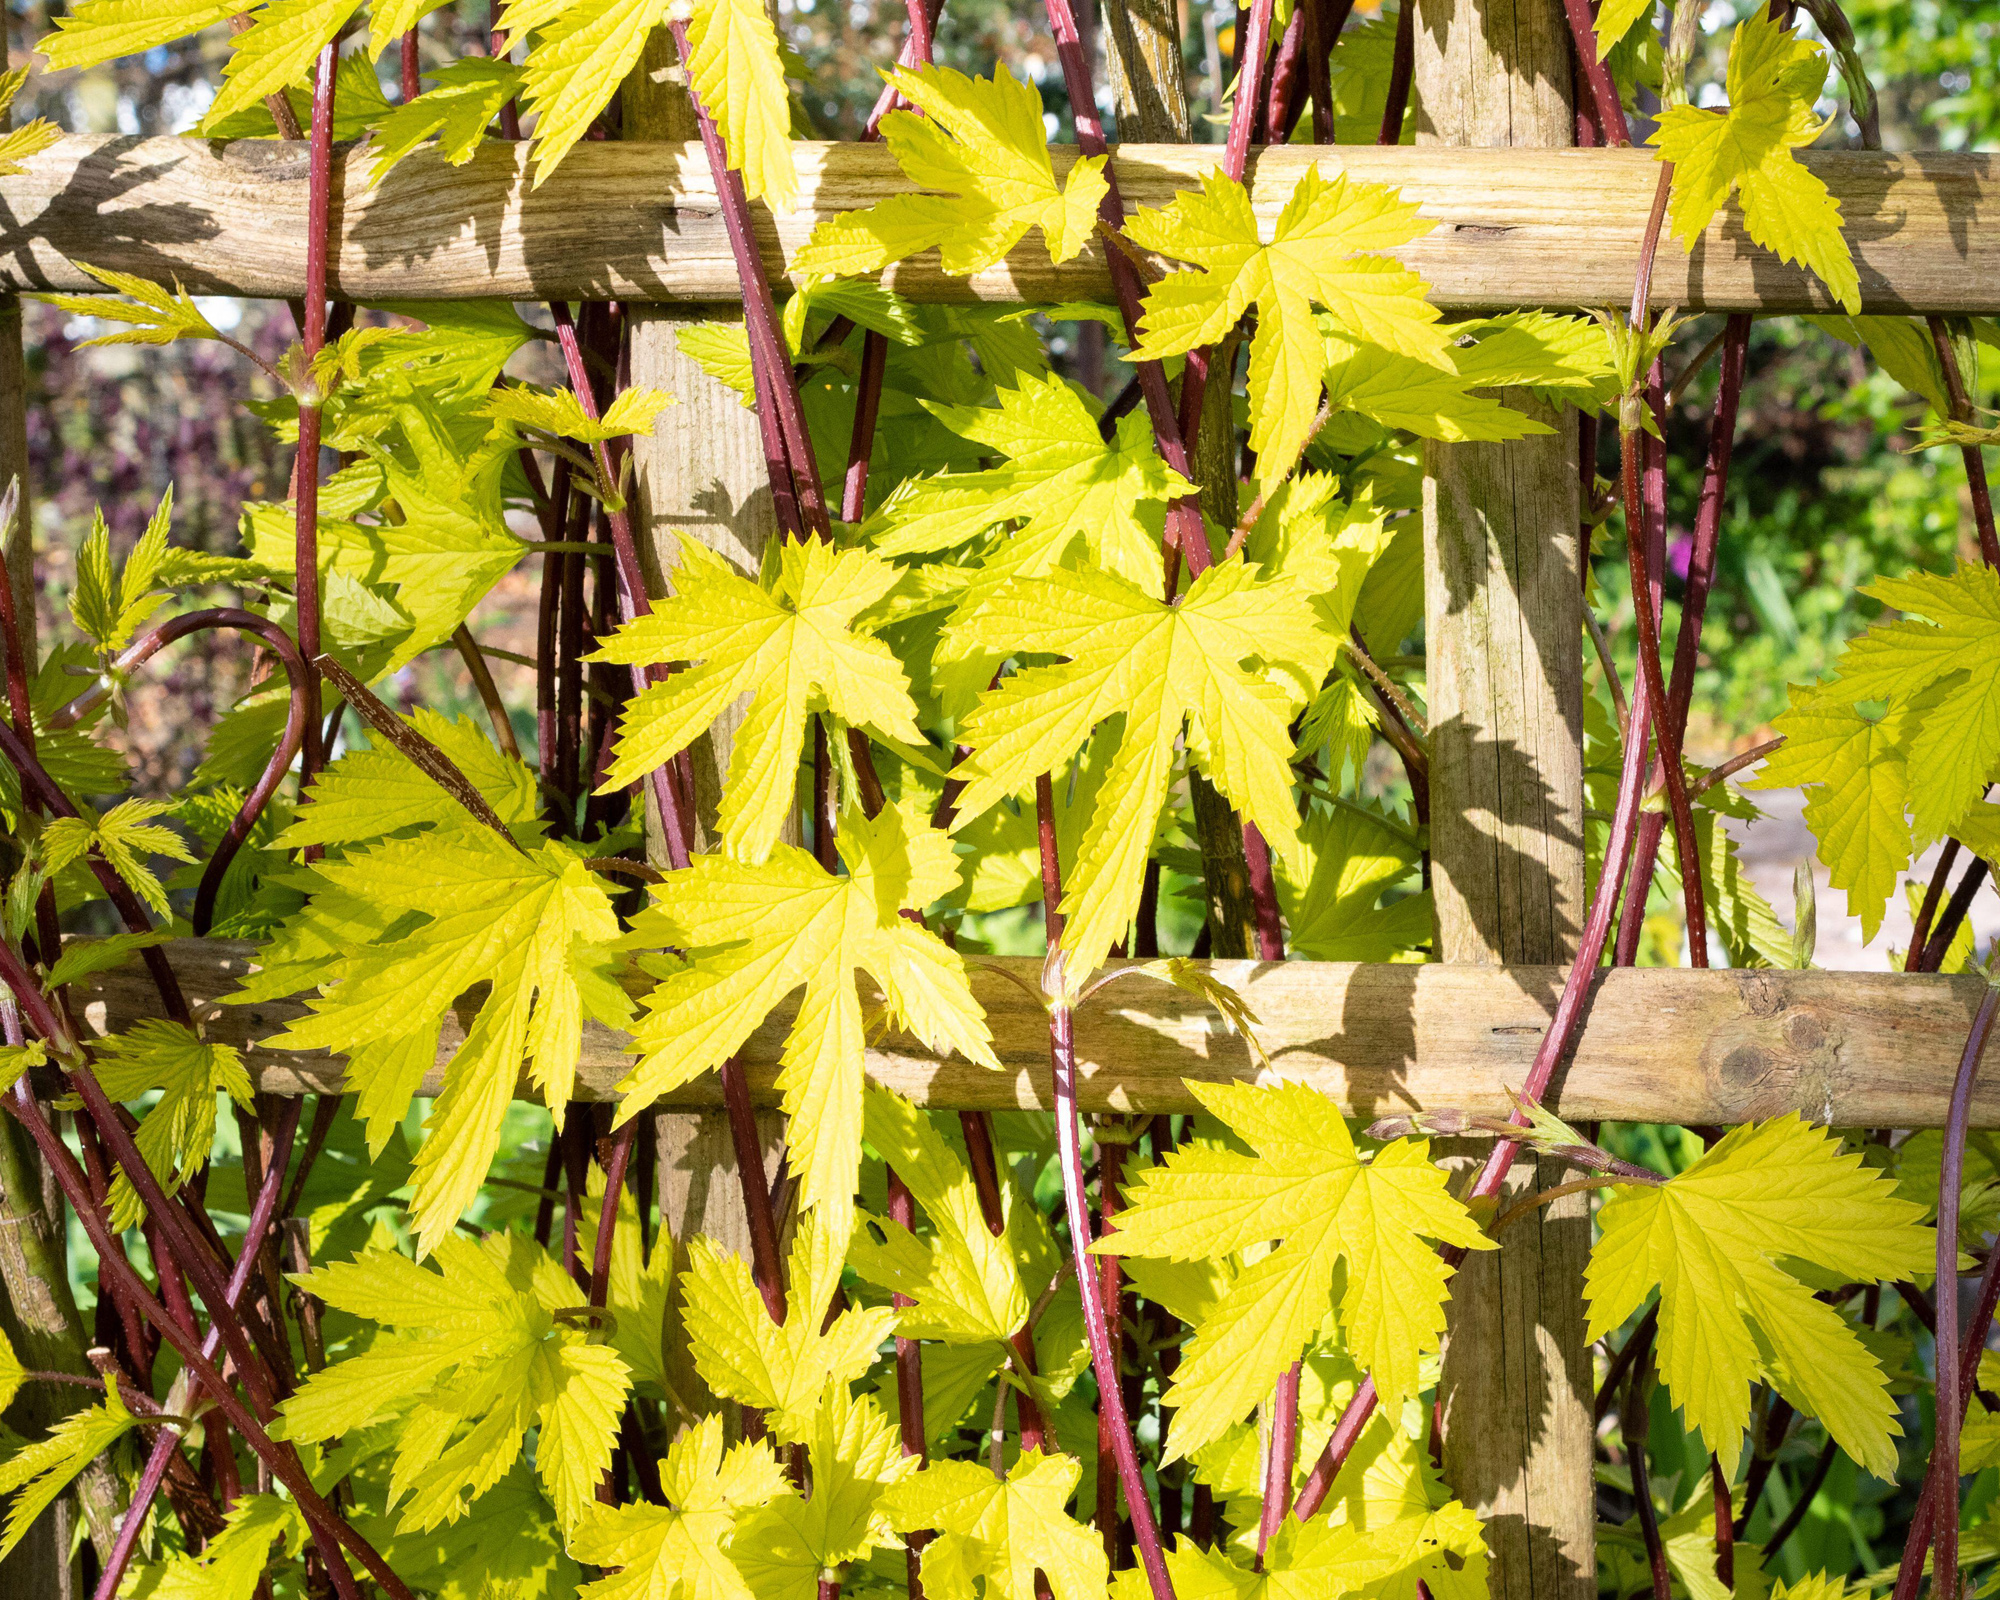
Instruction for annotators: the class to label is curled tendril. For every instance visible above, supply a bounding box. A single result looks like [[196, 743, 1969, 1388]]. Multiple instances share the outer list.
[[49, 608, 309, 937]]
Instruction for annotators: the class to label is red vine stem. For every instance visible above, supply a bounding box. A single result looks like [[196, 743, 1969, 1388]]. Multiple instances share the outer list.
[[545, 303, 694, 871], [1376, 0, 1414, 145], [50, 608, 310, 934], [1036, 775, 1175, 1599], [1256, 1360, 1302, 1565], [0, 720, 191, 1024], [90, 1096, 304, 1600], [1928, 318, 2000, 569], [2, 1075, 399, 1598], [296, 40, 337, 785], [1615, 317, 1751, 962], [1889, 1231, 2000, 1598], [1624, 1317, 1672, 1600], [662, 24, 830, 545], [1558, 0, 1633, 145], [887, 1163, 930, 1598], [1920, 986, 1998, 1600], [1296, 555, 1664, 1519]]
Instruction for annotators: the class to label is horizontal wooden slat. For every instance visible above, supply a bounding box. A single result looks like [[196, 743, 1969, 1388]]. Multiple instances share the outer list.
[[67, 939, 1997, 1127], [2, 136, 1995, 313]]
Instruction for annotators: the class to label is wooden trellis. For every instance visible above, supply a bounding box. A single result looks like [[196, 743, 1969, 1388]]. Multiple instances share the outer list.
[[4, 11, 1996, 1598]]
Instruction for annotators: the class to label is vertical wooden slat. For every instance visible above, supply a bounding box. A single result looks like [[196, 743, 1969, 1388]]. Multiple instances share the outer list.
[[0, 284, 82, 1600], [1414, 0, 1594, 1593], [623, 31, 789, 1426], [1103, 0, 1190, 141]]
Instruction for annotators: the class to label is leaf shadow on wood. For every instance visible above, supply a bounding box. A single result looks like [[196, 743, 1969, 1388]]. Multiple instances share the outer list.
[[0, 139, 217, 293]]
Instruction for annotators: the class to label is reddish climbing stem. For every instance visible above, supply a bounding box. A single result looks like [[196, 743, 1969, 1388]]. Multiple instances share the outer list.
[[1929, 317, 2000, 569], [297, 41, 337, 785], [1297, 536, 1664, 1519], [1037, 775, 1176, 1599]]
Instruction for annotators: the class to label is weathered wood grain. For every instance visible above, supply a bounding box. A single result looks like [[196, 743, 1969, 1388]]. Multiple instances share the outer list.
[[1, 135, 1995, 313], [1414, 0, 1593, 1585], [69, 940, 1999, 1127]]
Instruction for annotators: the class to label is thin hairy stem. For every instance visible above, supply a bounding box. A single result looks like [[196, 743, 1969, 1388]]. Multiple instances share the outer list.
[[296, 41, 337, 785], [1624, 1320, 1671, 1600], [1036, 776, 1174, 1598], [1929, 317, 2000, 569], [316, 656, 524, 849]]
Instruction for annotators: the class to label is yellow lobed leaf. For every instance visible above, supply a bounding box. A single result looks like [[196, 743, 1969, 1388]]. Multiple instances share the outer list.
[[947, 558, 1325, 982], [1585, 1115, 1932, 1477], [571, 1414, 785, 1600], [516, 0, 668, 186], [92, 1019, 252, 1230], [37, 0, 240, 73], [616, 805, 995, 1234], [203, 0, 366, 129], [593, 536, 922, 863], [793, 63, 1108, 278], [879, 1449, 1106, 1600], [1125, 167, 1446, 486], [682, 1213, 898, 1444], [270, 829, 629, 1255], [367, 0, 455, 59], [1651, 11, 1859, 313], [1107, 1080, 1491, 1460], [685, 0, 798, 211]]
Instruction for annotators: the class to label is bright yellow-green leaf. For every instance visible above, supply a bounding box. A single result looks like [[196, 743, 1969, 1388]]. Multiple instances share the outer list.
[[0, 1044, 35, 1101], [92, 1018, 253, 1229], [481, 382, 676, 446], [278, 707, 541, 850], [203, 0, 366, 129], [1593, 0, 1655, 60], [44, 798, 195, 920], [685, 0, 798, 212], [281, 1232, 632, 1533], [946, 558, 1325, 982], [1770, 1578, 1847, 1600], [1585, 1115, 1932, 1477], [869, 371, 1192, 597], [1124, 167, 1447, 485], [0, 72, 57, 177], [245, 383, 525, 672], [1321, 330, 1557, 445], [263, 826, 631, 1254], [68, 489, 175, 653], [880, 1449, 1106, 1600], [592, 536, 924, 862], [683, 1212, 898, 1445], [1809, 314, 1952, 416], [1135, 1500, 1489, 1600], [1109, 1080, 1492, 1460], [1812, 562, 2000, 845], [1275, 804, 1431, 961], [793, 64, 1108, 278], [1652, 11, 1859, 314], [569, 1414, 786, 1600], [0, 1377, 137, 1564], [730, 1387, 917, 1597], [0, 1331, 22, 1419], [36, 0, 240, 72], [367, 0, 454, 59], [367, 59, 525, 183], [1747, 682, 1937, 944], [32, 263, 224, 351], [121, 1495, 309, 1600], [848, 1087, 1063, 1347], [515, 0, 669, 187]]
